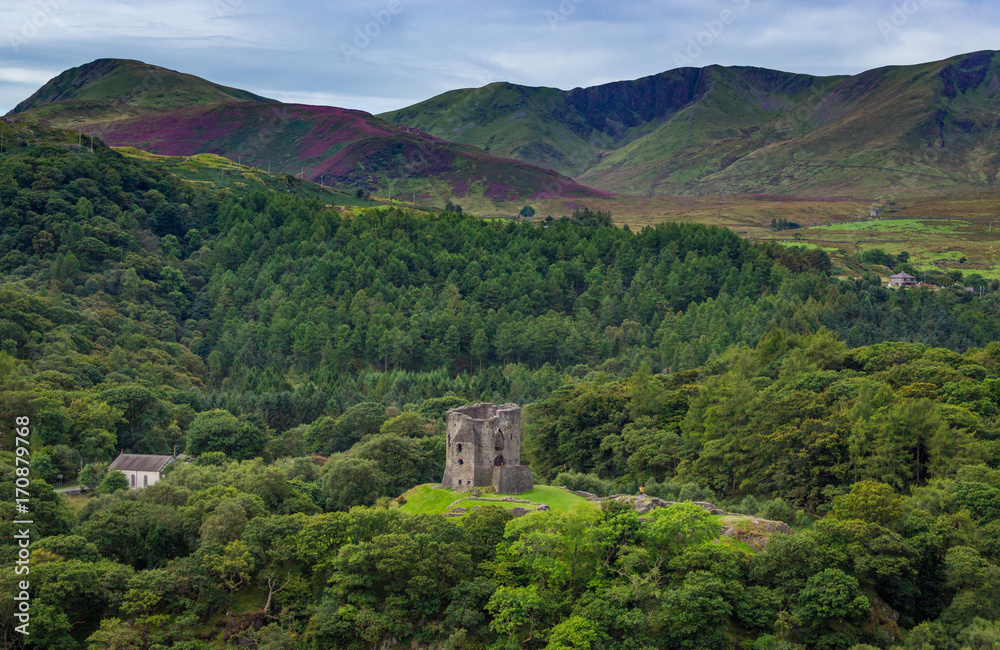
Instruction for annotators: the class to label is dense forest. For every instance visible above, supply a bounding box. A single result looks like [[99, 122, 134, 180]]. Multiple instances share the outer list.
[[1, 137, 999, 648]]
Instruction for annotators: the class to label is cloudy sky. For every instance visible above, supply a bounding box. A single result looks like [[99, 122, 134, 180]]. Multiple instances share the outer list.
[[2, 0, 998, 115]]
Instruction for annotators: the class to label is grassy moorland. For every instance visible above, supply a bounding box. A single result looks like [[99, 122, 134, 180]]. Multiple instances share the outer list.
[[508, 187, 1000, 280], [753, 191, 1000, 279]]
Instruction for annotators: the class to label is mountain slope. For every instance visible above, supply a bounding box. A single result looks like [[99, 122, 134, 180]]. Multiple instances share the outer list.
[[12, 60, 600, 204], [379, 70, 707, 179], [81, 101, 601, 200], [378, 66, 825, 180], [381, 51, 1000, 197]]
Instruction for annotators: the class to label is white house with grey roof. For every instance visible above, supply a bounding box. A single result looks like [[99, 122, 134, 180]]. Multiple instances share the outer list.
[[109, 452, 176, 489]]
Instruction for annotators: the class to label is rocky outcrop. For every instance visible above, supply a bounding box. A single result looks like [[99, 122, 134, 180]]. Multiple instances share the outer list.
[[609, 495, 673, 514], [718, 516, 793, 551], [605, 495, 733, 516], [588, 491, 793, 550]]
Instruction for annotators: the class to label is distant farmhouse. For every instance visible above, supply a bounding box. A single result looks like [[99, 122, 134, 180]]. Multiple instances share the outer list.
[[888, 272, 917, 288], [109, 453, 176, 489]]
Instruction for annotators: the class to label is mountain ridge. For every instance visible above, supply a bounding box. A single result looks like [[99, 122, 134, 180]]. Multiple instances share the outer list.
[[381, 50, 1000, 197], [13, 51, 1000, 202]]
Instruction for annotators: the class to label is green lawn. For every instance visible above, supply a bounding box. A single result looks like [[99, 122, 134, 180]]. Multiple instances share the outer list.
[[395, 483, 591, 516], [395, 484, 464, 515]]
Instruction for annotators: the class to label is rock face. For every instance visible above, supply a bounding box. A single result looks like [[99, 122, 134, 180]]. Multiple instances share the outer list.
[[440, 403, 533, 493], [719, 517, 793, 551]]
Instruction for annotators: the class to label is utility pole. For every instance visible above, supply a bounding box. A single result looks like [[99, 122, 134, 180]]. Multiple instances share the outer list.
[[267, 161, 271, 174]]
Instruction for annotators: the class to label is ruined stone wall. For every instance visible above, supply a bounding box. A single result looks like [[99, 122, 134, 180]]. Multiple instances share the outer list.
[[492, 465, 534, 494], [440, 402, 532, 492]]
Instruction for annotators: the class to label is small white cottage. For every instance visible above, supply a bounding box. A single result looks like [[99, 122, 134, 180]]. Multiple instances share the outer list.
[[109, 453, 176, 489]]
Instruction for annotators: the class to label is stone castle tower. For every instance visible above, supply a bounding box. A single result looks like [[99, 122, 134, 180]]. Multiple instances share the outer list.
[[440, 402, 533, 494]]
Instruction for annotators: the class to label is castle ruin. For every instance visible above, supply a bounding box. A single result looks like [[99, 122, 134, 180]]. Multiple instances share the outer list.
[[440, 402, 533, 494]]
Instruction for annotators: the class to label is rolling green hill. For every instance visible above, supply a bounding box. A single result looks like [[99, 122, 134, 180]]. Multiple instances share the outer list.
[[381, 50, 1000, 197]]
